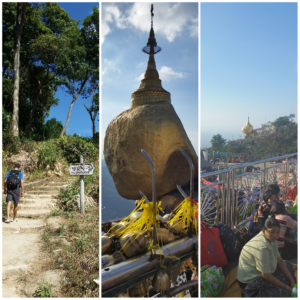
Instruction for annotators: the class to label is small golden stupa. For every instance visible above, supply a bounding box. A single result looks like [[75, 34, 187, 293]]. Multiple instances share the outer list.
[[242, 116, 253, 136]]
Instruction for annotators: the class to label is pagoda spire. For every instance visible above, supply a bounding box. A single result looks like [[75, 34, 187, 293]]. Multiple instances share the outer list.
[[131, 4, 171, 108]]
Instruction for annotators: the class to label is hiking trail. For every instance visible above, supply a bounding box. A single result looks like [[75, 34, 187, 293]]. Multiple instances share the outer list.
[[2, 177, 74, 298]]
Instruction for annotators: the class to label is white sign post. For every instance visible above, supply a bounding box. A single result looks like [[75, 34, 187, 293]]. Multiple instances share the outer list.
[[69, 156, 94, 214]]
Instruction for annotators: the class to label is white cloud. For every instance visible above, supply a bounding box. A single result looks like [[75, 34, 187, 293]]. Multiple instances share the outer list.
[[158, 66, 187, 82], [101, 58, 121, 85], [136, 66, 187, 82], [101, 3, 198, 44], [101, 4, 128, 44], [102, 59, 121, 75]]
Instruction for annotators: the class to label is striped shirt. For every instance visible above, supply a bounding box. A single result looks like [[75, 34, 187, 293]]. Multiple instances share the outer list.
[[275, 214, 297, 247]]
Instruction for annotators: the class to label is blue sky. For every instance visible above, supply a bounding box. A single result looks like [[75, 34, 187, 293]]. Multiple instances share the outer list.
[[201, 3, 297, 148], [47, 2, 99, 137], [101, 3, 198, 156]]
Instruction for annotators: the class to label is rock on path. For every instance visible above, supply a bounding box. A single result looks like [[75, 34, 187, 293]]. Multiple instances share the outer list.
[[2, 178, 73, 298]]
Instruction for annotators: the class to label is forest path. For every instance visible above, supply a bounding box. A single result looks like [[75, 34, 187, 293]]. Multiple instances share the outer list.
[[2, 178, 71, 298]]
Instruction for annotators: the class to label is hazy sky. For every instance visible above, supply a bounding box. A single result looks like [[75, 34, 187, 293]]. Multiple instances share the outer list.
[[101, 2, 198, 156], [201, 2, 297, 148], [47, 2, 99, 137]]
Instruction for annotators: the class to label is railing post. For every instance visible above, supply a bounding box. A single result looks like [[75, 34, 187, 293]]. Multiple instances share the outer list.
[[226, 171, 231, 227], [263, 162, 266, 194], [221, 176, 225, 224], [216, 184, 220, 225], [284, 158, 289, 200], [231, 170, 235, 229]]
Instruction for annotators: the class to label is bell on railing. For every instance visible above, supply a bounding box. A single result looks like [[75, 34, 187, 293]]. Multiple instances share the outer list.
[[151, 227, 170, 244], [109, 221, 130, 237], [101, 252, 123, 269], [167, 231, 176, 243], [168, 219, 183, 235], [101, 236, 113, 255], [152, 267, 170, 292], [127, 281, 148, 297], [129, 211, 142, 221], [163, 213, 172, 222], [117, 230, 149, 258]]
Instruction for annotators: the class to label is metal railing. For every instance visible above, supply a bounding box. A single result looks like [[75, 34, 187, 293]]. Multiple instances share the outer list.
[[200, 153, 297, 228], [102, 236, 197, 297]]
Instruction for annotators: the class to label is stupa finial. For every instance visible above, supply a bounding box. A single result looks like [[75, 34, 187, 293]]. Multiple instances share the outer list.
[[142, 4, 161, 55], [131, 4, 170, 107]]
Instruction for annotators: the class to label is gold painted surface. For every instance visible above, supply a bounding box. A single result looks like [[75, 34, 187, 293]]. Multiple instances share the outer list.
[[131, 53, 171, 107]]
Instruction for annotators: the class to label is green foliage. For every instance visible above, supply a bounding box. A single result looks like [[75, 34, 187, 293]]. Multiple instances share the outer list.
[[208, 117, 297, 161], [92, 132, 99, 148], [40, 149, 57, 165], [2, 108, 11, 130], [83, 169, 99, 203], [57, 181, 80, 212], [2, 201, 7, 217], [44, 118, 63, 140], [272, 114, 295, 129], [33, 279, 52, 298], [2, 131, 20, 155], [48, 208, 62, 217], [75, 233, 89, 253], [290, 205, 297, 214], [84, 92, 99, 139], [3, 3, 99, 141], [42, 232, 50, 241], [56, 135, 98, 163], [211, 134, 226, 151]]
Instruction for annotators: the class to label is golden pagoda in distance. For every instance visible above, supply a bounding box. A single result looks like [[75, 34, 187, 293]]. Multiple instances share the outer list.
[[242, 116, 253, 136]]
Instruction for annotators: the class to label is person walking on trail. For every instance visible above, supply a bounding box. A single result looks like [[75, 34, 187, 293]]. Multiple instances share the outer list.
[[3, 163, 24, 223]]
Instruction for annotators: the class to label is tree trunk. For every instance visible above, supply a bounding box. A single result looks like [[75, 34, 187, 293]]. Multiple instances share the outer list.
[[11, 3, 27, 137], [84, 104, 96, 139], [24, 90, 41, 136], [92, 118, 96, 139], [60, 73, 89, 137]]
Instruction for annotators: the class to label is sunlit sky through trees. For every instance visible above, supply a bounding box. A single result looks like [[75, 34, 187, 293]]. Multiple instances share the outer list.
[[47, 2, 99, 138]]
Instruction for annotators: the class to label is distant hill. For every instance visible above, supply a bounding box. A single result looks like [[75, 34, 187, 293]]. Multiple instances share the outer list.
[[101, 160, 135, 222]]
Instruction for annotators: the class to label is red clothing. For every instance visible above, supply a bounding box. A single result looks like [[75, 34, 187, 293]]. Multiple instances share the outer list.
[[275, 214, 297, 247]]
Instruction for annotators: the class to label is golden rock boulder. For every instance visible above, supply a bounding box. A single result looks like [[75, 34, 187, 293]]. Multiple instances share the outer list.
[[104, 101, 198, 200]]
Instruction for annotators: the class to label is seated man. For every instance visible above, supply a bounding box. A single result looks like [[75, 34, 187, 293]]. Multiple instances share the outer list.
[[237, 216, 296, 297]]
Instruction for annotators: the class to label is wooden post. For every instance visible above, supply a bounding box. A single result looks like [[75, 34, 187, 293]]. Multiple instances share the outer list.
[[80, 155, 85, 214]]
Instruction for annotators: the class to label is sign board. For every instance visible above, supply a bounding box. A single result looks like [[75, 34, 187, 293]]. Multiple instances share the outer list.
[[69, 163, 94, 175]]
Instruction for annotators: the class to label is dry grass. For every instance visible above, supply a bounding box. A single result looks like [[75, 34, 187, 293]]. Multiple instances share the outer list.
[[41, 206, 99, 297]]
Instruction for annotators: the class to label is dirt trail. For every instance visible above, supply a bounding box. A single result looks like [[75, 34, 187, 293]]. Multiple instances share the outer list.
[[2, 178, 71, 298]]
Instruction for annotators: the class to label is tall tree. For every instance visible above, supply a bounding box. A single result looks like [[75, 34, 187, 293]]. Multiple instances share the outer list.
[[272, 114, 295, 130], [84, 92, 99, 139], [11, 3, 28, 136], [211, 134, 226, 151], [59, 6, 99, 137]]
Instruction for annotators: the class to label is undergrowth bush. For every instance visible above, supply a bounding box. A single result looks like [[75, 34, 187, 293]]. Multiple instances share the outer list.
[[57, 181, 81, 212], [3, 131, 21, 155], [56, 135, 98, 163], [33, 279, 52, 297]]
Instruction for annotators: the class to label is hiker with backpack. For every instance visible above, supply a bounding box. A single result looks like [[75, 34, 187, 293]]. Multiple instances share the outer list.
[[3, 163, 24, 223]]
